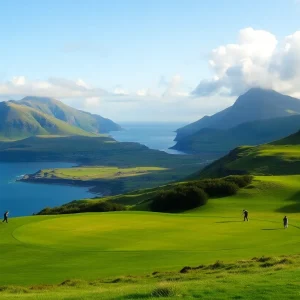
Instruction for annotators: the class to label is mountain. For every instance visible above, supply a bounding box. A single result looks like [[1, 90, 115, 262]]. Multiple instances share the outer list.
[[0, 97, 121, 140], [192, 130, 300, 179], [174, 88, 300, 142], [171, 114, 300, 155], [18, 96, 121, 134]]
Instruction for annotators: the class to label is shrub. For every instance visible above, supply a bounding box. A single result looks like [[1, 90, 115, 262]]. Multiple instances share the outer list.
[[188, 179, 239, 198], [38, 201, 126, 215], [150, 186, 208, 212], [224, 175, 253, 188]]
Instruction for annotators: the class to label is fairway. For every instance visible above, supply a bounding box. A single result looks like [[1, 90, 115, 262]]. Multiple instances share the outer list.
[[2, 175, 300, 287]]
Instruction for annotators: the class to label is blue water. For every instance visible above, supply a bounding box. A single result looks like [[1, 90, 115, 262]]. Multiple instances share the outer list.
[[0, 162, 93, 217], [110, 122, 187, 154]]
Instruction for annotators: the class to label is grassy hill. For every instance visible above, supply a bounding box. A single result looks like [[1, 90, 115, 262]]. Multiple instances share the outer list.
[[172, 115, 300, 155], [19, 96, 121, 133], [0, 101, 97, 140], [2, 175, 300, 299], [0, 97, 121, 140], [195, 130, 300, 178]]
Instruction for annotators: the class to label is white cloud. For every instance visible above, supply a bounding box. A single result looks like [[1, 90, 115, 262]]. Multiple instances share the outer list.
[[193, 28, 300, 98], [0, 77, 107, 99], [113, 87, 129, 96]]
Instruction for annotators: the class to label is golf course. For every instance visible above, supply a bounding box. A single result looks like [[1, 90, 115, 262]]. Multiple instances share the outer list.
[[2, 175, 300, 299]]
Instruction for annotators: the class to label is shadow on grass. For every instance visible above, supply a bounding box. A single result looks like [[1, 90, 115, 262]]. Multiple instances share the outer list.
[[276, 191, 300, 213], [215, 221, 243, 224]]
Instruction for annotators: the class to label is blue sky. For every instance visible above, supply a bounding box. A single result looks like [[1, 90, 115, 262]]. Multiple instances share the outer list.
[[1, 0, 300, 121]]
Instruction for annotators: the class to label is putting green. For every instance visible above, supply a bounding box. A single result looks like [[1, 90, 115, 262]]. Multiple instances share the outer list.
[[12, 214, 300, 252]]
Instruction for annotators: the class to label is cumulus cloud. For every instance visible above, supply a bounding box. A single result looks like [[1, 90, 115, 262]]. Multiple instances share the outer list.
[[193, 28, 300, 98], [0, 76, 107, 99]]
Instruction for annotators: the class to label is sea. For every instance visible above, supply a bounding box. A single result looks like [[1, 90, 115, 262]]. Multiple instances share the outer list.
[[0, 122, 187, 217]]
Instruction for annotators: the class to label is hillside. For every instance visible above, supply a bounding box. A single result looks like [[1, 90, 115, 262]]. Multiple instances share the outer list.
[[19, 96, 121, 133], [0, 101, 96, 140], [172, 114, 300, 155], [195, 130, 300, 178], [174, 88, 300, 145], [0, 96, 121, 140]]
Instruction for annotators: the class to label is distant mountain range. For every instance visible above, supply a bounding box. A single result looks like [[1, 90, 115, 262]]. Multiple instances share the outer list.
[[0, 96, 121, 140], [172, 88, 300, 155]]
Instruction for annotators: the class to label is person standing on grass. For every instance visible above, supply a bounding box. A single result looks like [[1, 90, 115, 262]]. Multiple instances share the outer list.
[[283, 216, 288, 229], [2, 211, 9, 223], [243, 209, 249, 222]]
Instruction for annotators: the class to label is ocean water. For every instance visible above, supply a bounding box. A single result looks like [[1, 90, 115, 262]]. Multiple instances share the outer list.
[[110, 122, 187, 154], [0, 162, 93, 217]]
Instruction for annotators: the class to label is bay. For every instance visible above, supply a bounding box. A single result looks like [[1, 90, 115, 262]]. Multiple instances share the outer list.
[[0, 162, 93, 217], [110, 122, 187, 154]]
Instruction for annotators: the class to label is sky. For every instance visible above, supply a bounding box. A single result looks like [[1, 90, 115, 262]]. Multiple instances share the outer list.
[[1, 0, 300, 122]]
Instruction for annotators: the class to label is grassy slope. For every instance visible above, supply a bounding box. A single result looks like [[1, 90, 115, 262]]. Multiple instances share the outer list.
[[19, 96, 121, 133], [2, 175, 300, 289], [0, 101, 97, 140], [196, 130, 300, 178]]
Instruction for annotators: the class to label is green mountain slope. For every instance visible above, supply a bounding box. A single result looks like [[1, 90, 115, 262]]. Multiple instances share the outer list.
[[0, 101, 97, 140], [172, 114, 300, 155], [19, 96, 121, 133], [174, 88, 300, 143], [194, 130, 300, 178]]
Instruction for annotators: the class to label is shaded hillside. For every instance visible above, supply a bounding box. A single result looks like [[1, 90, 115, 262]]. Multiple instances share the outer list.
[[19, 96, 121, 133], [193, 130, 300, 178], [0, 101, 96, 140], [172, 114, 300, 155], [174, 88, 300, 142]]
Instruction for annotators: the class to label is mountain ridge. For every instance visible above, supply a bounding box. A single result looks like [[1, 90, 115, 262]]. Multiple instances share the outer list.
[[0, 96, 121, 140], [174, 88, 300, 142]]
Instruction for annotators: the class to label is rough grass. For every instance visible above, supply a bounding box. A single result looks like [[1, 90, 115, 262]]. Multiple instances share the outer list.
[[1, 254, 300, 299]]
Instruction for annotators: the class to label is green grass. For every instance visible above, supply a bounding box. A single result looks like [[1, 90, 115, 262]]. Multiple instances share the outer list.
[[197, 131, 300, 178], [35, 166, 168, 180], [1, 254, 300, 299], [2, 175, 300, 290]]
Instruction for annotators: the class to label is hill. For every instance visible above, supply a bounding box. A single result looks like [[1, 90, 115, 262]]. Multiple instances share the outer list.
[[173, 88, 300, 148], [172, 114, 300, 155], [0, 96, 121, 140], [19, 96, 121, 134], [0, 101, 97, 140], [195, 130, 300, 178]]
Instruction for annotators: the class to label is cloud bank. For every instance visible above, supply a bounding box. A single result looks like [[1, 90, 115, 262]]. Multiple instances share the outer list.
[[193, 28, 300, 98]]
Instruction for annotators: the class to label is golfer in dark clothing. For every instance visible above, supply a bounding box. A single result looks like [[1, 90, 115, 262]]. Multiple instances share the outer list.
[[2, 211, 9, 223], [243, 209, 249, 221], [283, 216, 288, 229]]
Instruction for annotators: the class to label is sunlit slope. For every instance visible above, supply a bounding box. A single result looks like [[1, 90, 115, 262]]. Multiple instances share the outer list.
[[196, 130, 300, 178], [19, 96, 121, 133], [1, 176, 300, 285], [0, 101, 97, 140]]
